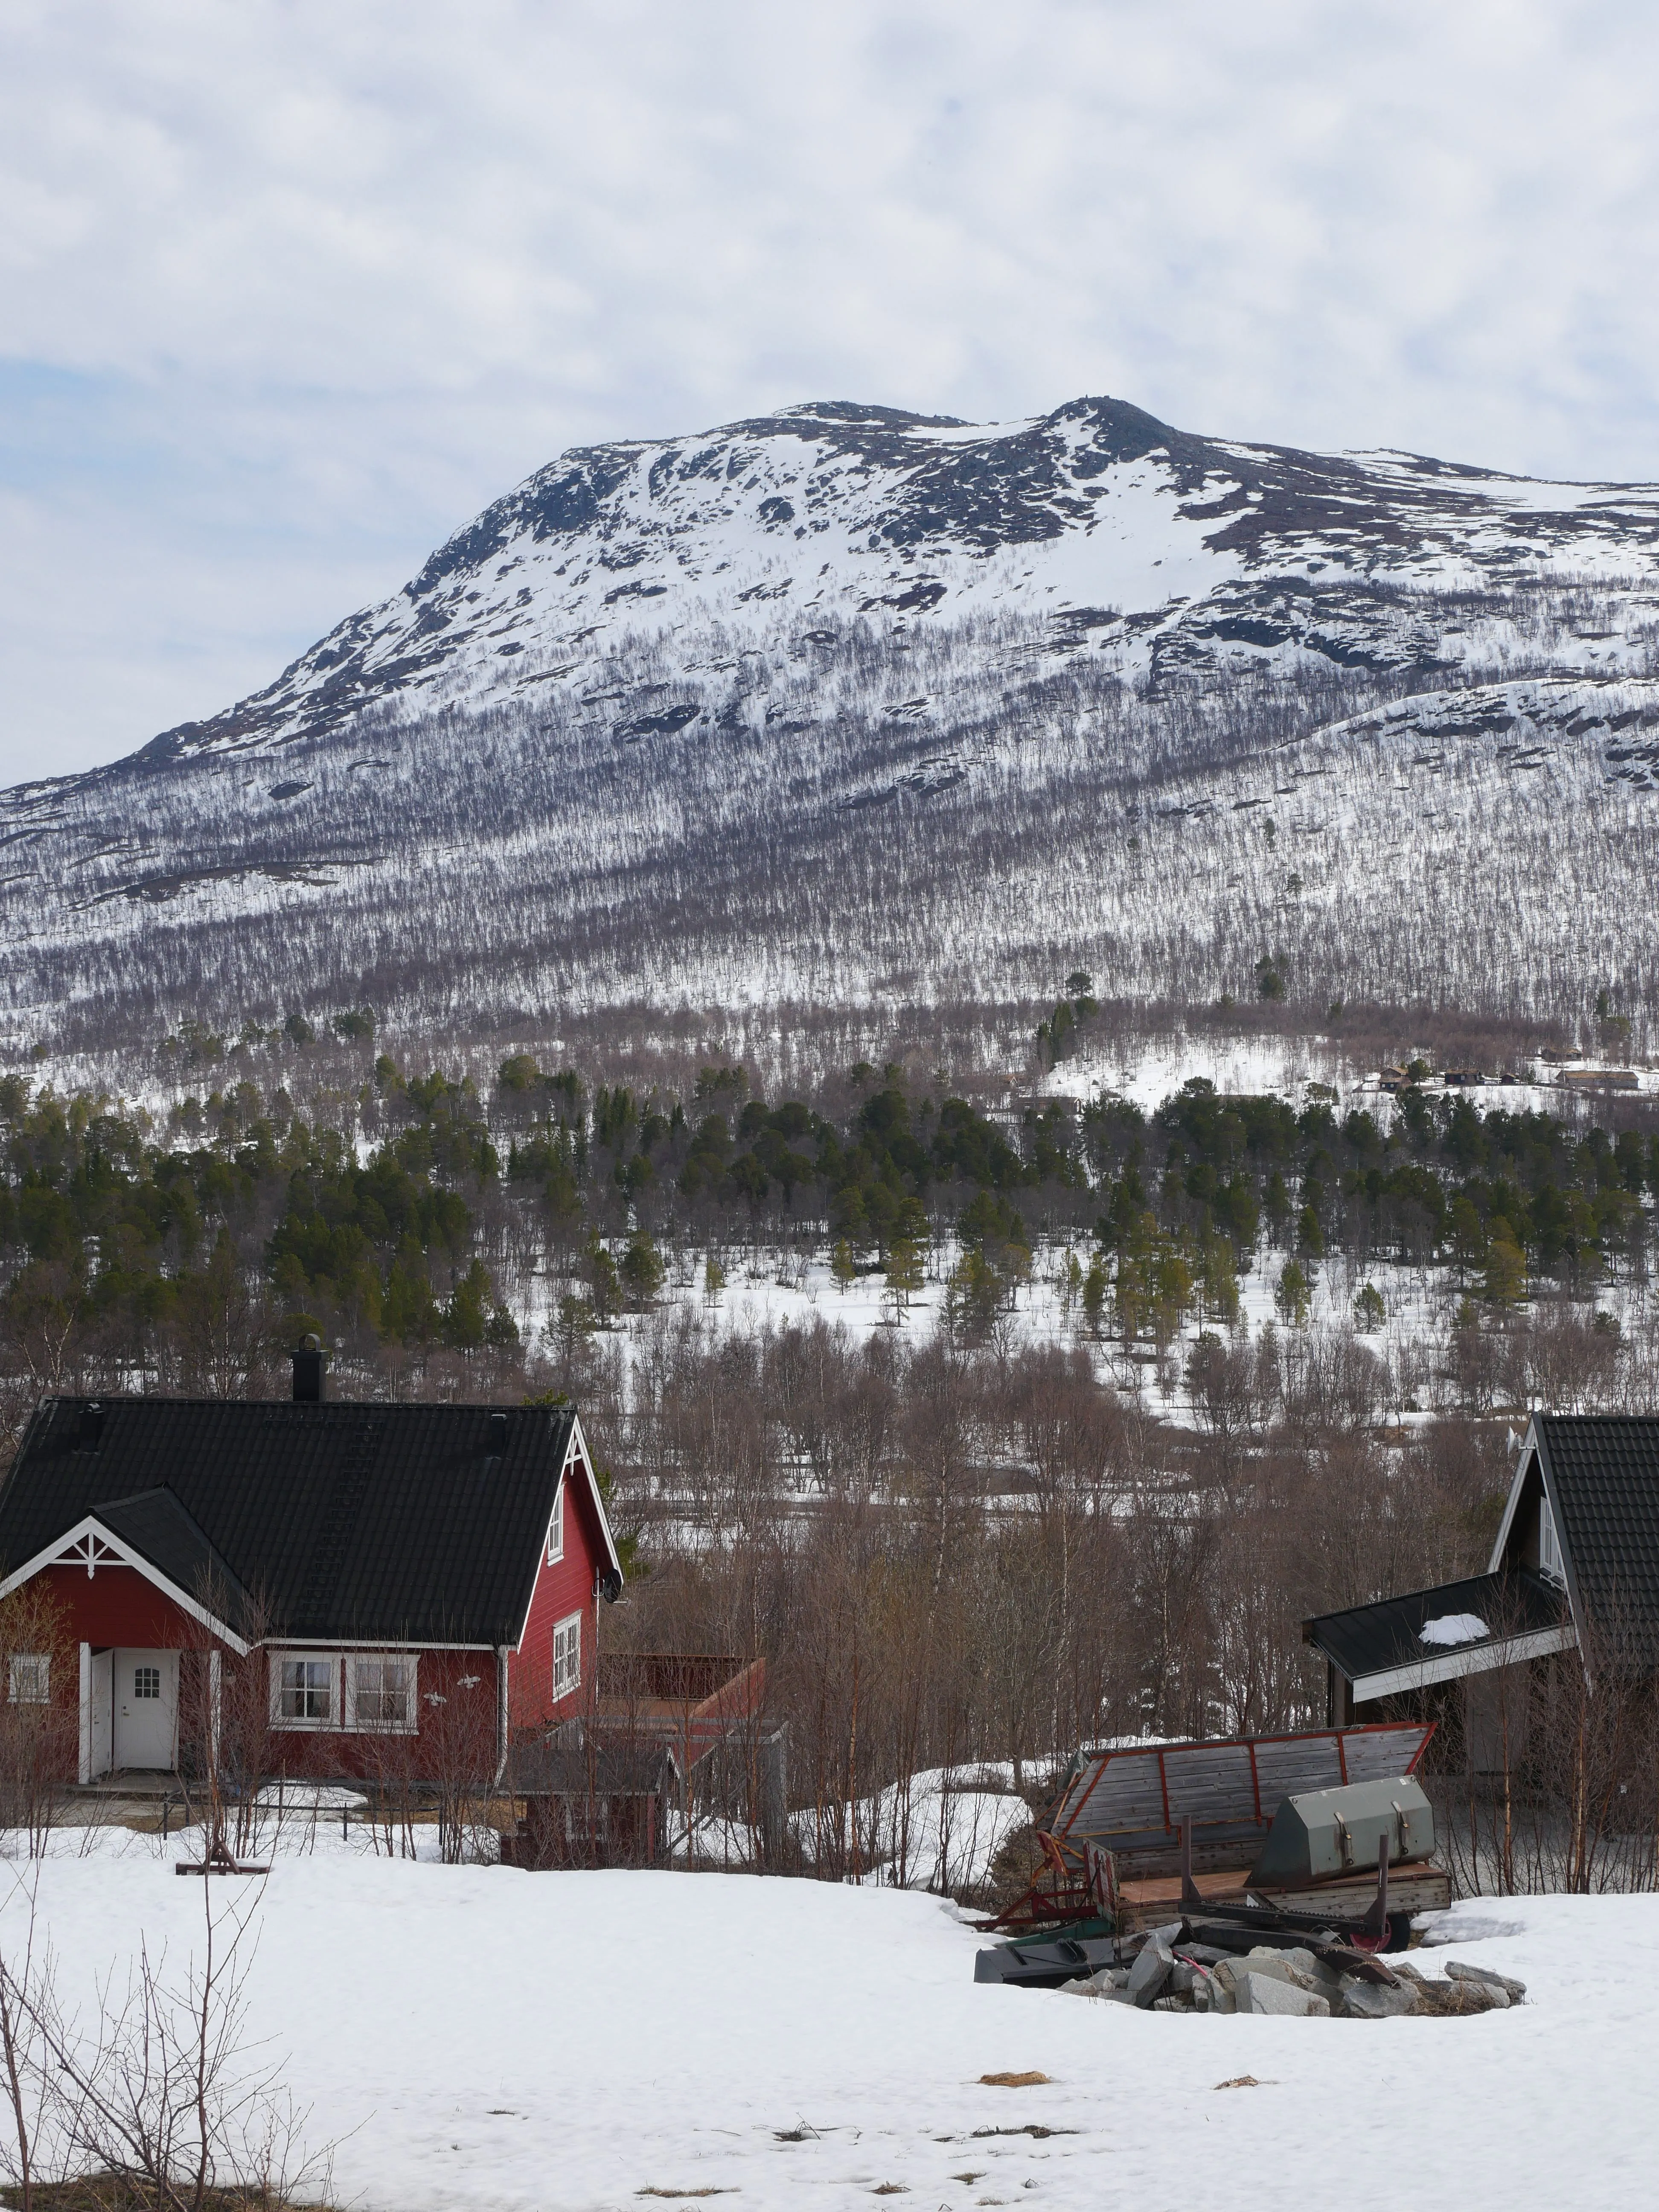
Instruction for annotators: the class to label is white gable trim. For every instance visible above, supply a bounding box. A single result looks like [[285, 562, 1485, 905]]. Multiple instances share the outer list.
[[1488, 1417, 1543, 1571], [570, 1412, 624, 1583], [1491, 1420, 1584, 1615], [0, 1515, 250, 1656], [512, 1413, 624, 1652]]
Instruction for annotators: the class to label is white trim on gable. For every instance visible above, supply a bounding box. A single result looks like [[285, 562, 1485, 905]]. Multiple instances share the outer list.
[[1488, 1417, 1543, 1572], [0, 1515, 250, 1656], [569, 1413, 624, 1582], [510, 1413, 625, 1655], [56, 1530, 124, 1578]]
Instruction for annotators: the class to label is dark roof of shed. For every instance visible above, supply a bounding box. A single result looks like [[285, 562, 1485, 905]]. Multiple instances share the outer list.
[[1534, 1415, 1659, 1639], [509, 1735, 679, 1797], [0, 1396, 577, 1647], [1304, 1569, 1566, 1685]]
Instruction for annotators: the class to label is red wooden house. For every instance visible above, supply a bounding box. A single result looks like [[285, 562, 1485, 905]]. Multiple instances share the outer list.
[[0, 1349, 623, 1785]]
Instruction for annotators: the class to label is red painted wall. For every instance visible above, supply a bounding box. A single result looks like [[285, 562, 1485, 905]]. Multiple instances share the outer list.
[[507, 1457, 602, 1731], [264, 1646, 504, 1781], [21, 1566, 506, 1783], [37, 1563, 207, 1650], [16, 1456, 613, 1777]]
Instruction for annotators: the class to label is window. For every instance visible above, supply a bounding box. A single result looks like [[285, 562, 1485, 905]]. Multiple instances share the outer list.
[[349, 1655, 416, 1732], [273, 1654, 335, 1726], [1540, 1498, 1565, 1586], [7, 1655, 49, 1706], [553, 1612, 582, 1699], [133, 1665, 161, 1700], [547, 1476, 565, 1563]]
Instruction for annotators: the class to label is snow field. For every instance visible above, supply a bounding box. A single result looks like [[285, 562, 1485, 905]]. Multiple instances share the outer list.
[[677, 1764, 1030, 1890], [0, 1851, 1653, 2211]]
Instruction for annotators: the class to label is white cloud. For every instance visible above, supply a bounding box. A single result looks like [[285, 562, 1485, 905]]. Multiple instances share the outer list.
[[4, 0, 1659, 779]]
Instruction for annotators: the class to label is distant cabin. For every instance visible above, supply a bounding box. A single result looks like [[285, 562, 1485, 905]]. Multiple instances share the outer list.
[[1304, 1413, 1659, 1764], [0, 1350, 623, 1784]]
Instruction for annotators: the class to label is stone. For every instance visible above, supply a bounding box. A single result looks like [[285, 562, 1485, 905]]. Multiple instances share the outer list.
[[1060, 1966, 1128, 1999], [1237, 1970, 1330, 2017], [1128, 1935, 1174, 2009], [1168, 1962, 1197, 1996], [1278, 1947, 1342, 1999], [1339, 1977, 1418, 2020], [1446, 1960, 1525, 2002], [1239, 1950, 1294, 1985], [1206, 1963, 1237, 2016]]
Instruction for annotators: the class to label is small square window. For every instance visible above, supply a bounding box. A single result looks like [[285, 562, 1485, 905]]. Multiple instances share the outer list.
[[133, 1665, 161, 1701], [275, 1656, 334, 1725], [7, 1655, 49, 1706]]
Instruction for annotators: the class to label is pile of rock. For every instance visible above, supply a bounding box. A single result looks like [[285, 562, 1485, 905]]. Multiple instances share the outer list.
[[1061, 1925, 1525, 2020]]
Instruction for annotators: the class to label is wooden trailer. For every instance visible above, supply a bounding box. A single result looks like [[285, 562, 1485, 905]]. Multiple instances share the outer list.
[[986, 1720, 1449, 1946]]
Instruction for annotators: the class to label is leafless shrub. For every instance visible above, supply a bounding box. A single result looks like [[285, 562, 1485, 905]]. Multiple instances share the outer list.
[[1, 1873, 331, 2212], [418, 1663, 500, 1864], [1432, 1592, 1659, 1897], [0, 1587, 77, 1857]]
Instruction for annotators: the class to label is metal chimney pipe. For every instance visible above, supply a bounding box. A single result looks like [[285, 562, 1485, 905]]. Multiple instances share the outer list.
[[291, 1335, 326, 1403]]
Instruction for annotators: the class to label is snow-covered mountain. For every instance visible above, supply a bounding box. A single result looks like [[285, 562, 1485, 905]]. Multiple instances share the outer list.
[[7, 394, 1659, 1050]]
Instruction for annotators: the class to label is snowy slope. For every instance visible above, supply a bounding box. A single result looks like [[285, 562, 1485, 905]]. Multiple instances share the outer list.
[[7, 394, 1659, 1044], [4, 1842, 1654, 2211], [107, 396, 1659, 758]]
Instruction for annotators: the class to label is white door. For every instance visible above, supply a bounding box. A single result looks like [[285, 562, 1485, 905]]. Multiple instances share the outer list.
[[113, 1650, 178, 1770]]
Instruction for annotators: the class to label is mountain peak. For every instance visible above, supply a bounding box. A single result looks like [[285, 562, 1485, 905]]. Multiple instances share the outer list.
[[8, 392, 1659, 1047]]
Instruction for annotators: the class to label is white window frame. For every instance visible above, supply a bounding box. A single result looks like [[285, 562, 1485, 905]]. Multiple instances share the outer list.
[[1540, 1497, 1565, 1586], [345, 1652, 419, 1734], [7, 1654, 49, 1706], [271, 1651, 337, 1729], [552, 1612, 582, 1700], [547, 1476, 565, 1563]]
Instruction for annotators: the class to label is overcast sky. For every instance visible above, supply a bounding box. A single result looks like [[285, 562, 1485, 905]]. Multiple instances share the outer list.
[[5, 0, 1659, 783]]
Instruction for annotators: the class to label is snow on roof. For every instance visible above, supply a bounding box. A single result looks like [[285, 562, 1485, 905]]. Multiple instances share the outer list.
[[1420, 1613, 1490, 1648]]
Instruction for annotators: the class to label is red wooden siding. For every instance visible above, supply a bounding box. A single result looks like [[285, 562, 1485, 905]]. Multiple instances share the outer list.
[[263, 1646, 504, 1780], [508, 1455, 602, 1731], [36, 1563, 205, 1650], [12, 1442, 613, 1779]]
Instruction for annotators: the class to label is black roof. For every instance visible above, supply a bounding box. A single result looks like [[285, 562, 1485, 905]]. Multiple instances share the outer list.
[[509, 1734, 679, 1798], [0, 1395, 580, 1648], [1533, 1415, 1659, 1647], [1304, 1569, 1567, 1687]]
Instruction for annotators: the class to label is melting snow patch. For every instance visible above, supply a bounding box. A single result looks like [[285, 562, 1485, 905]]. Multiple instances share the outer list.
[[1420, 1613, 1488, 1647]]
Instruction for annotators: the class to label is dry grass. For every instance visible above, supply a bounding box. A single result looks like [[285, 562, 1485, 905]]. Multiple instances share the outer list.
[[0, 2184, 327, 2212]]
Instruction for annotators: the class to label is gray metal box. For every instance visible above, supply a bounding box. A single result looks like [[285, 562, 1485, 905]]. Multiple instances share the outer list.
[[1249, 1775, 1434, 1889]]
